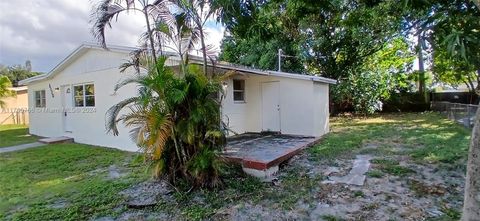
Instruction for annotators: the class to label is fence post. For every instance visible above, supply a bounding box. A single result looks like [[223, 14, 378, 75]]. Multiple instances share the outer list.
[[432, 102, 478, 129]]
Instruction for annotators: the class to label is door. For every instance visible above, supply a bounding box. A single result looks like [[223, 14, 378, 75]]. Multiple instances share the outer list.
[[261, 81, 280, 132], [61, 85, 72, 133]]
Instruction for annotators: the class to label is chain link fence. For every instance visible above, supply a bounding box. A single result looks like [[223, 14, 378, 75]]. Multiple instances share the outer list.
[[431, 101, 478, 128]]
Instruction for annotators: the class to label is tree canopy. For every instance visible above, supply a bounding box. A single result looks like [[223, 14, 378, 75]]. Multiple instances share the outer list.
[[216, 0, 480, 112], [0, 61, 42, 87]]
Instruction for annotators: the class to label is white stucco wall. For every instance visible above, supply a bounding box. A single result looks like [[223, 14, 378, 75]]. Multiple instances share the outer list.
[[27, 49, 140, 151], [26, 47, 331, 152], [221, 74, 330, 137], [313, 82, 330, 137]]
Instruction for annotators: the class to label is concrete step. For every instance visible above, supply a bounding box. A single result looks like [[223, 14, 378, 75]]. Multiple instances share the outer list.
[[38, 136, 74, 144]]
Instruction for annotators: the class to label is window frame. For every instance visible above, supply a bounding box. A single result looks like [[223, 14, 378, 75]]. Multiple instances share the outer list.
[[34, 90, 46, 108], [73, 83, 95, 107], [232, 79, 246, 103]]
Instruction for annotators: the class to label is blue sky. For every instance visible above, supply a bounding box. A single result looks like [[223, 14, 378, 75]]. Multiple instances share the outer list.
[[0, 0, 225, 73]]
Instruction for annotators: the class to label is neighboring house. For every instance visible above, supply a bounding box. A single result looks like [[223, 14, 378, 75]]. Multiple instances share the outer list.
[[0, 86, 29, 125], [19, 43, 336, 152]]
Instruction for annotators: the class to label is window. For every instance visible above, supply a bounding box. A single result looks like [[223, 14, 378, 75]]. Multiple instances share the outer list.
[[233, 79, 245, 102], [35, 90, 46, 107], [74, 84, 95, 107]]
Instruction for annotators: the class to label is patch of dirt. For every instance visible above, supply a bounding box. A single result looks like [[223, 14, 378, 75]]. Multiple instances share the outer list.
[[290, 153, 353, 178], [213, 203, 310, 221], [107, 139, 464, 220], [93, 211, 174, 221], [46, 199, 69, 209], [275, 143, 465, 221], [85, 164, 130, 180], [119, 180, 172, 208], [207, 143, 463, 220], [107, 165, 128, 180]]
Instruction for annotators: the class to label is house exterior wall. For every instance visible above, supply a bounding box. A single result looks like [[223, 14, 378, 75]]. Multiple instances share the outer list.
[[221, 74, 330, 137], [26, 47, 331, 152], [313, 82, 330, 137], [0, 89, 29, 125], [27, 49, 139, 151]]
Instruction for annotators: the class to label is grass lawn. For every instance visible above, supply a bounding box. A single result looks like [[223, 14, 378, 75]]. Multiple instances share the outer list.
[[0, 144, 148, 220], [0, 125, 39, 148], [0, 112, 471, 220], [310, 112, 470, 165]]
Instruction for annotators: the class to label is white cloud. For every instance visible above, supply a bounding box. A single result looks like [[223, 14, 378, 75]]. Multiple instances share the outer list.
[[0, 0, 225, 72]]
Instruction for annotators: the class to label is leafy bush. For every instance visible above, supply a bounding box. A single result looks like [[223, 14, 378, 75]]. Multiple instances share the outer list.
[[332, 37, 415, 114]]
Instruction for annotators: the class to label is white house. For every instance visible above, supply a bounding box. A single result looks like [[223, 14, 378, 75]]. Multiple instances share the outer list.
[[19, 43, 336, 152]]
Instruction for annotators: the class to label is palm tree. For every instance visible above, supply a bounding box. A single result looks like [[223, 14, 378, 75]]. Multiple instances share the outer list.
[[172, 0, 219, 76], [92, 0, 228, 188], [150, 8, 200, 75], [106, 57, 226, 188], [91, 0, 166, 71], [0, 76, 14, 108]]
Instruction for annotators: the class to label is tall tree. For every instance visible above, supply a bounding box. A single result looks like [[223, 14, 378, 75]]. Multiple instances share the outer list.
[[459, 1, 480, 218], [333, 37, 415, 114], [152, 6, 199, 75], [91, 0, 165, 73], [92, 0, 229, 189], [217, 0, 305, 72], [433, 50, 478, 94], [216, 0, 407, 113], [174, 0, 218, 76]]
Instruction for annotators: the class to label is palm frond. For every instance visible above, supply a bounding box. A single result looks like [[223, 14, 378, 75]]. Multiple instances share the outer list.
[[90, 0, 128, 48], [120, 47, 151, 73], [105, 96, 140, 135], [113, 75, 147, 93]]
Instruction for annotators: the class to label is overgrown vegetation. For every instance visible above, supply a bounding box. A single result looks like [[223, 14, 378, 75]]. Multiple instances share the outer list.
[[217, 0, 480, 113], [91, 0, 227, 188], [105, 59, 226, 188], [0, 113, 470, 220]]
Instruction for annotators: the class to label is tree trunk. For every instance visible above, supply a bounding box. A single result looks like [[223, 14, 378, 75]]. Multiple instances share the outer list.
[[474, 0, 480, 11], [143, 8, 159, 75], [199, 25, 208, 77], [462, 2, 480, 217], [417, 33, 426, 101], [476, 70, 480, 95], [462, 104, 480, 221]]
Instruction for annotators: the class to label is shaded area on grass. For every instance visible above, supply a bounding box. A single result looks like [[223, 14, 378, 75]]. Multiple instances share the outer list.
[[0, 125, 39, 148]]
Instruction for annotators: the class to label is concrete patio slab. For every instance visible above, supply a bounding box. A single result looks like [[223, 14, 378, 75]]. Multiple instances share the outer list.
[[222, 133, 319, 179], [0, 142, 46, 154], [39, 136, 74, 144]]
